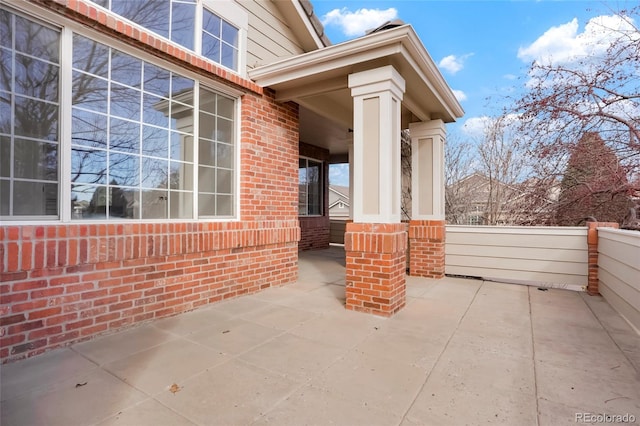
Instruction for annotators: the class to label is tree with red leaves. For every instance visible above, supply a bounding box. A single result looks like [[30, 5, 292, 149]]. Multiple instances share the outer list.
[[556, 132, 632, 225]]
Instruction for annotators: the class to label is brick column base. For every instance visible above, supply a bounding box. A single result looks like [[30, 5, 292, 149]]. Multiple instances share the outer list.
[[408, 220, 445, 278], [586, 221, 619, 295], [344, 223, 407, 317]]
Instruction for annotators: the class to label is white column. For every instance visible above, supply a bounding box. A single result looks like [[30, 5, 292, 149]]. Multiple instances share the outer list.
[[347, 137, 354, 220], [348, 65, 405, 224], [408, 120, 446, 220]]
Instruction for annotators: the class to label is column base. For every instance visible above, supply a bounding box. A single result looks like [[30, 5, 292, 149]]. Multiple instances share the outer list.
[[344, 223, 406, 317], [408, 220, 445, 278]]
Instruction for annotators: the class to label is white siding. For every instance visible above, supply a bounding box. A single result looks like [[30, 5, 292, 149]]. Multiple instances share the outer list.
[[598, 228, 640, 332], [445, 226, 588, 288], [238, 1, 306, 70]]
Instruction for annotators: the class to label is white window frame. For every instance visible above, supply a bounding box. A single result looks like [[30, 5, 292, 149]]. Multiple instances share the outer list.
[[298, 156, 323, 217], [1, 2, 243, 224]]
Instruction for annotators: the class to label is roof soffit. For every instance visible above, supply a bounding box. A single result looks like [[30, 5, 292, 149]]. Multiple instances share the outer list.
[[249, 24, 464, 123]]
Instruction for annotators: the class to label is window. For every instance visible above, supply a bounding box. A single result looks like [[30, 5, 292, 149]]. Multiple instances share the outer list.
[[89, 0, 241, 72], [0, 10, 61, 217], [0, 8, 237, 221], [299, 157, 322, 216]]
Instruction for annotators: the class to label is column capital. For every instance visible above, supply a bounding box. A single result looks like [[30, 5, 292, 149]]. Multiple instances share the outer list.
[[409, 119, 446, 139], [348, 65, 406, 100]]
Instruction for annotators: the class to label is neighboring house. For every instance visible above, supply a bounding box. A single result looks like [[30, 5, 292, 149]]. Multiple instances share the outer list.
[[446, 173, 558, 225], [329, 185, 350, 217], [0, 0, 462, 361]]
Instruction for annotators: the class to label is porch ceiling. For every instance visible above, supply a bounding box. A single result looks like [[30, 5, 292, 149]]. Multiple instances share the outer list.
[[249, 25, 464, 155]]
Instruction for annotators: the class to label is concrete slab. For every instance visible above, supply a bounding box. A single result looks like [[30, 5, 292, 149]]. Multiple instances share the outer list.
[[2, 248, 640, 426], [73, 324, 177, 365], [254, 384, 400, 426], [1, 368, 146, 426], [0, 348, 97, 401], [155, 359, 298, 425], [103, 338, 229, 396], [97, 398, 196, 426], [312, 349, 429, 415], [239, 333, 344, 381]]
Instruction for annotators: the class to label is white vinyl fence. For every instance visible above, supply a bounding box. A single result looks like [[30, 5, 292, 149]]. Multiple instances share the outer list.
[[445, 225, 588, 290], [597, 228, 640, 332]]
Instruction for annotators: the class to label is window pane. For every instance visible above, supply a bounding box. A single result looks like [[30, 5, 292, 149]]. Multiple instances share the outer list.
[[113, 0, 169, 39], [71, 148, 107, 184], [199, 91, 216, 114], [73, 35, 108, 77], [14, 54, 59, 101], [14, 96, 58, 141], [171, 2, 195, 50], [199, 114, 214, 141], [15, 15, 59, 62], [198, 193, 214, 216], [109, 153, 139, 186], [198, 166, 215, 192], [221, 21, 238, 46], [216, 194, 231, 216], [170, 102, 192, 131], [217, 95, 234, 119], [111, 50, 141, 88], [221, 43, 237, 70], [171, 74, 194, 102], [143, 93, 169, 127], [203, 10, 221, 36], [216, 168, 231, 194], [0, 95, 9, 134], [0, 179, 8, 215], [141, 157, 168, 189], [143, 63, 170, 97], [169, 190, 192, 219], [0, 135, 9, 177], [109, 117, 139, 153], [216, 142, 232, 169], [0, 49, 10, 93], [141, 189, 168, 219], [169, 161, 193, 190], [13, 139, 57, 180], [110, 83, 140, 120], [198, 139, 215, 166], [202, 33, 220, 63], [72, 108, 107, 148], [72, 184, 106, 219], [109, 186, 134, 218], [72, 71, 108, 113], [216, 117, 232, 143], [13, 181, 57, 216], [0, 9, 11, 48], [143, 125, 169, 158], [170, 132, 193, 162]]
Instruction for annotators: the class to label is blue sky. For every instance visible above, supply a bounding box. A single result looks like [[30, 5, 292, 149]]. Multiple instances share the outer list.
[[316, 1, 636, 185]]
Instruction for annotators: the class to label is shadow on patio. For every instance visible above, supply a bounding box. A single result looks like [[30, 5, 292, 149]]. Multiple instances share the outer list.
[[2, 246, 639, 425]]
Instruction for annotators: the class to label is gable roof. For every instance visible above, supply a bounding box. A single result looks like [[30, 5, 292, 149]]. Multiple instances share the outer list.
[[272, 0, 330, 52]]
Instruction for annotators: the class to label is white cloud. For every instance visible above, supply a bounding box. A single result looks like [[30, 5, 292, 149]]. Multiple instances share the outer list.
[[518, 14, 637, 64], [461, 116, 490, 138], [452, 89, 467, 102], [438, 53, 474, 74], [321, 8, 398, 37], [503, 74, 517, 81]]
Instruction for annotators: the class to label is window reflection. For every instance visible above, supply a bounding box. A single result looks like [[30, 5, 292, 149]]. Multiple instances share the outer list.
[[70, 34, 196, 220], [1, 10, 60, 217]]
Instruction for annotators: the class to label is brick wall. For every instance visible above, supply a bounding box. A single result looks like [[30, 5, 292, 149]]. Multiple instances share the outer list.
[[344, 223, 407, 316], [0, 2, 302, 363], [298, 143, 330, 251], [408, 220, 446, 278], [586, 221, 619, 295]]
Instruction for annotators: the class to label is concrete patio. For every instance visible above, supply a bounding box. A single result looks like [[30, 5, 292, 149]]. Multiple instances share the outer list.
[[1, 246, 639, 426]]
